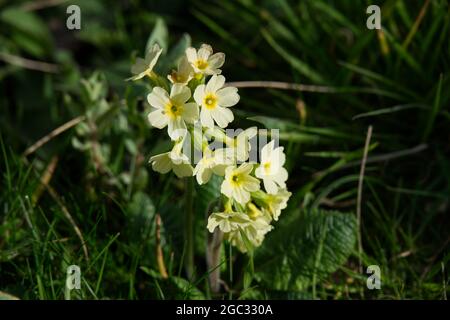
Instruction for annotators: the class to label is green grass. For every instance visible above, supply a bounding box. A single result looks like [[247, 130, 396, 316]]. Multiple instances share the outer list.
[[0, 0, 449, 300]]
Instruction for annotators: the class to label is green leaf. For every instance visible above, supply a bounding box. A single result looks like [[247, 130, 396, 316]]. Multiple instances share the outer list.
[[140, 267, 205, 299], [126, 191, 155, 242], [422, 74, 443, 141], [248, 115, 359, 143], [247, 115, 297, 131], [10, 32, 46, 57], [383, 29, 423, 74], [172, 276, 205, 300], [0, 7, 50, 44], [255, 208, 357, 291], [80, 72, 108, 104], [310, 1, 360, 36], [146, 18, 168, 53], [158, 33, 191, 74], [261, 28, 325, 83]]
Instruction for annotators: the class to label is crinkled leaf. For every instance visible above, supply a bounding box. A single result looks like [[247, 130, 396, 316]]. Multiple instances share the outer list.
[[255, 208, 357, 291]]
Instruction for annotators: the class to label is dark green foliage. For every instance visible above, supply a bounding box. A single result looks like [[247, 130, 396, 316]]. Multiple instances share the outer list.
[[255, 208, 357, 293]]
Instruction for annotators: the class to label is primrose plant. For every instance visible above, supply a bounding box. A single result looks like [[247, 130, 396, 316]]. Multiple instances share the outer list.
[[128, 43, 291, 253]]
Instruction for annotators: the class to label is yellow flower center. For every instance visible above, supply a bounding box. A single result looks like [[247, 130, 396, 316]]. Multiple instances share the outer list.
[[231, 173, 241, 185], [176, 74, 185, 82], [263, 162, 271, 174], [203, 93, 217, 110], [170, 71, 185, 83], [195, 59, 208, 70], [164, 102, 183, 119]]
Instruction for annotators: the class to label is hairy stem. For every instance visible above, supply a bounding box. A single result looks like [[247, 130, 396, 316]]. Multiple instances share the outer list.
[[207, 227, 223, 294], [185, 178, 194, 279]]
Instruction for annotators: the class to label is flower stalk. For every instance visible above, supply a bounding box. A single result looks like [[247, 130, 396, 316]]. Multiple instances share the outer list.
[[185, 177, 195, 279], [206, 227, 223, 294]]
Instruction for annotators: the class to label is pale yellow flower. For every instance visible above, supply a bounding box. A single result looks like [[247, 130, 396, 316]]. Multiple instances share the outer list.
[[194, 75, 239, 129], [254, 189, 291, 221], [255, 140, 288, 194], [220, 127, 258, 163], [149, 133, 193, 177], [168, 56, 193, 85], [207, 211, 252, 233], [225, 214, 272, 253], [185, 44, 225, 75], [147, 84, 199, 140], [193, 148, 227, 185], [128, 43, 162, 81], [221, 163, 260, 205], [149, 152, 193, 178]]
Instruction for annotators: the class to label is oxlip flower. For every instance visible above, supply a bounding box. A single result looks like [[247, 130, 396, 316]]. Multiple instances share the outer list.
[[194, 75, 239, 129], [255, 140, 288, 194], [168, 56, 193, 85], [221, 163, 260, 205], [185, 44, 225, 75], [149, 152, 193, 178], [128, 43, 162, 81], [207, 211, 252, 233], [193, 148, 227, 185], [252, 189, 291, 221], [149, 134, 193, 178], [220, 127, 258, 163], [147, 84, 199, 140], [225, 215, 272, 253], [202, 126, 256, 164]]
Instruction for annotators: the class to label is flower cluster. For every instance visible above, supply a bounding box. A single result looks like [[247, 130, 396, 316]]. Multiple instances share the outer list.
[[129, 43, 291, 252]]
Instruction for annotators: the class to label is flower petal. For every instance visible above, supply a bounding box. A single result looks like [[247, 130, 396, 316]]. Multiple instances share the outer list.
[[208, 52, 225, 69], [168, 117, 187, 140], [207, 214, 220, 233], [273, 147, 286, 167], [196, 165, 212, 185], [170, 84, 191, 105], [150, 153, 172, 174], [273, 167, 288, 188], [211, 106, 234, 128], [211, 163, 227, 176], [185, 47, 197, 64], [255, 165, 264, 179], [220, 179, 233, 198], [216, 87, 239, 107], [236, 163, 253, 175], [244, 126, 258, 139], [130, 57, 147, 75], [173, 163, 193, 178], [148, 109, 168, 129], [261, 140, 275, 162], [198, 44, 213, 61], [193, 84, 206, 106], [182, 102, 199, 123], [243, 175, 260, 192], [146, 44, 163, 70], [233, 186, 250, 204], [200, 108, 215, 129], [206, 74, 225, 93], [264, 178, 279, 194], [147, 87, 170, 109]]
